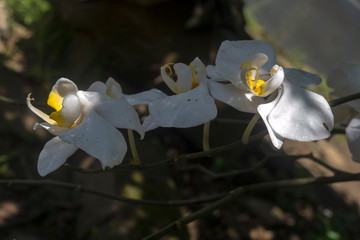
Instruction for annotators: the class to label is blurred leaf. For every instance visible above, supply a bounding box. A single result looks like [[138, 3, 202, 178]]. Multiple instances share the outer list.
[[5, 0, 51, 25]]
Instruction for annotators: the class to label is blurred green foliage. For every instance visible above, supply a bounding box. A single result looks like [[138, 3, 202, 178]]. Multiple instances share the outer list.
[[5, 0, 51, 25]]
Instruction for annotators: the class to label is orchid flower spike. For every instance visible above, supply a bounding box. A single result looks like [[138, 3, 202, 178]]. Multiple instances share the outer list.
[[143, 57, 217, 131], [328, 63, 360, 162], [27, 78, 145, 176], [208, 40, 334, 149]]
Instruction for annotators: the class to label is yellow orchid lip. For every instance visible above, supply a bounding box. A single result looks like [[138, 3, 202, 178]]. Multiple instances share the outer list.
[[240, 62, 266, 96], [47, 90, 63, 111]]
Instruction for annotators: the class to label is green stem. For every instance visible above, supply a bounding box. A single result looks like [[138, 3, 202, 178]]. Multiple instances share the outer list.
[[202, 121, 210, 152], [128, 129, 141, 165], [241, 113, 260, 145]]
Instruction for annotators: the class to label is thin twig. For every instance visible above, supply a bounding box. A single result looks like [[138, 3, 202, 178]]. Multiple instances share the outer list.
[[329, 92, 360, 107], [0, 179, 227, 206], [66, 131, 268, 174], [267, 153, 348, 175], [178, 156, 268, 179], [142, 172, 360, 240]]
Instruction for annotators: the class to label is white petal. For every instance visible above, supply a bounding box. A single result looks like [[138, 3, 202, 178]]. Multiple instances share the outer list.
[[52, 78, 78, 97], [190, 57, 207, 82], [77, 91, 109, 110], [37, 136, 78, 176], [206, 65, 223, 81], [148, 82, 217, 128], [94, 98, 145, 138], [142, 115, 160, 131], [257, 88, 284, 149], [208, 81, 265, 113], [261, 66, 285, 97], [88, 81, 106, 93], [124, 89, 167, 105], [284, 68, 322, 87], [106, 77, 124, 98], [215, 40, 276, 83], [346, 115, 360, 162], [59, 110, 127, 169], [268, 81, 334, 142], [50, 93, 82, 128], [242, 53, 268, 69], [173, 63, 193, 93]]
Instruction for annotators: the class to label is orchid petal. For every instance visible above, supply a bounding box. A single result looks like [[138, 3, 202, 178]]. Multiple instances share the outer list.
[[190, 57, 207, 82], [59, 110, 127, 169], [243, 53, 268, 70], [206, 65, 224, 81], [260, 66, 285, 97], [37, 136, 78, 176], [77, 91, 109, 109], [173, 63, 193, 93], [142, 115, 160, 131], [215, 40, 276, 84], [51, 78, 78, 97], [93, 98, 145, 138], [208, 81, 265, 113], [106, 77, 124, 98], [88, 81, 106, 93], [124, 89, 167, 105], [257, 88, 284, 149], [49, 93, 82, 128], [77, 91, 144, 137], [268, 81, 334, 142], [346, 115, 360, 162], [148, 82, 217, 128], [284, 68, 322, 87]]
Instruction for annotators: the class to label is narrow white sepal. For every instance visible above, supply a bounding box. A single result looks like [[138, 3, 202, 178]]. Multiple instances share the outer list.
[[124, 89, 167, 105], [284, 68, 322, 87]]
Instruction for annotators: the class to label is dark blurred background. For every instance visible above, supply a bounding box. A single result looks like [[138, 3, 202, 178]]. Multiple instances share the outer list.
[[1, 0, 360, 239]]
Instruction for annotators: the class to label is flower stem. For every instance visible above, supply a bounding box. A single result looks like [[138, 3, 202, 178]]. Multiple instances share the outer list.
[[241, 113, 260, 145], [128, 129, 141, 165], [203, 122, 211, 152]]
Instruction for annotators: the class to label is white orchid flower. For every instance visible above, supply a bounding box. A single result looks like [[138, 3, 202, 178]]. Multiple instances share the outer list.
[[208, 40, 334, 149], [27, 78, 145, 176], [143, 57, 217, 131], [328, 64, 360, 162]]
